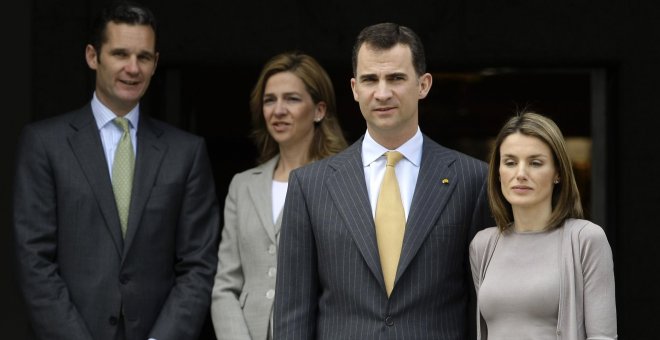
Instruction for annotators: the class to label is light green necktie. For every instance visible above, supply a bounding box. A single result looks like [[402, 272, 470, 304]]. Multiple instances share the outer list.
[[375, 151, 405, 296], [112, 117, 135, 238]]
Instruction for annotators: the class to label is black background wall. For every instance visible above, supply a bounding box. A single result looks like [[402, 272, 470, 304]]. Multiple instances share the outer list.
[[3, 0, 659, 339]]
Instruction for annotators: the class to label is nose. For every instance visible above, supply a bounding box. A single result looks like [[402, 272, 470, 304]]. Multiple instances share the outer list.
[[515, 164, 528, 181], [124, 56, 139, 75], [374, 81, 392, 101], [273, 99, 287, 117]]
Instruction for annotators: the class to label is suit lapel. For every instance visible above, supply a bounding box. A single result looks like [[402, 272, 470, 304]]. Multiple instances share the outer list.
[[122, 116, 166, 257], [247, 156, 279, 244], [395, 136, 458, 284], [326, 140, 385, 287], [67, 106, 123, 256]]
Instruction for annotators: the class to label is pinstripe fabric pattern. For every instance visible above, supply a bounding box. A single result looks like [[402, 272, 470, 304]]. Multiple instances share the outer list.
[[274, 135, 493, 340]]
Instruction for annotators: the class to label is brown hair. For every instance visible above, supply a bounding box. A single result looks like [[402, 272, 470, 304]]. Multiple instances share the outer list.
[[351, 22, 426, 77], [249, 52, 347, 164], [488, 112, 583, 231]]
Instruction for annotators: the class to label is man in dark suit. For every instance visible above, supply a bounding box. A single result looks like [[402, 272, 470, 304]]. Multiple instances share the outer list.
[[274, 22, 493, 339], [12, 3, 219, 340]]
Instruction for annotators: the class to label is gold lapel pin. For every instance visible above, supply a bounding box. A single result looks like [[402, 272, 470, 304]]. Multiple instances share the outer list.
[[442, 178, 449, 184]]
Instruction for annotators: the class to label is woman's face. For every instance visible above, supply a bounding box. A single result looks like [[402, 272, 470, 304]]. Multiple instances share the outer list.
[[262, 71, 326, 149], [499, 132, 559, 214]]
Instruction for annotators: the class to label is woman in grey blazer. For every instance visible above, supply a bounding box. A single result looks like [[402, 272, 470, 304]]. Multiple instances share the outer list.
[[210, 52, 347, 340], [469, 112, 617, 339]]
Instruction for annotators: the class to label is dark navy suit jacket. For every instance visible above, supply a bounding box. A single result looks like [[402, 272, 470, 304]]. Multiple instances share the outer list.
[[274, 135, 493, 339]]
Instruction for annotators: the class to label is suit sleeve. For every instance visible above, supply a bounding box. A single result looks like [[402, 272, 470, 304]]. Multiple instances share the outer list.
[[148, 139, 220, 340], [274, 170, 319, 339], [12, 126, 94, 339], [470, 164, 494, 235], [210, 174, 252, 339], [580, 224, 618, 339], [466, 162, 493, 340]]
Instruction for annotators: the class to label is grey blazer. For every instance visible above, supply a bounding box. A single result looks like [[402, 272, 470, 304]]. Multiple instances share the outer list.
[[274, 135, 493, 340], [12, 105, 220, 340], [211, 156, 281, 340]]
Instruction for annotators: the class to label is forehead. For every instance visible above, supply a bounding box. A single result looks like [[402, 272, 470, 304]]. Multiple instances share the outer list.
[[102, 22, 156, 51], [500, 133, 553, 156], [264, 71, 307, 94], [356, 43, 415, 75]]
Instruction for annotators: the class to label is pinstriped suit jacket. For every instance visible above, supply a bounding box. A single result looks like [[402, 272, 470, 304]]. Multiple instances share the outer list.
[[274, 135, 493, 340]]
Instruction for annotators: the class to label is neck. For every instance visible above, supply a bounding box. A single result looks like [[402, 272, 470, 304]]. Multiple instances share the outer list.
[[368, 124, 417, 150], [273, 145, 310, 182], [511, 205, 552, 232]]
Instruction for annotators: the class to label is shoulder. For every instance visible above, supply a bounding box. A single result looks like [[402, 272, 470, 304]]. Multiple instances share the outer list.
[[145, 117, 203, 144], [471, 226, 500, 248], [563, 218, 607, 238], [230, 157, 277, 185], [422, 135, 488, 172], [293, 139, 360, 178], [562, 218, 610, 247], [21, 106, 87, 135]]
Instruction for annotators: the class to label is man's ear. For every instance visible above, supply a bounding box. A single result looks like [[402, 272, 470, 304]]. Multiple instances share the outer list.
[[85, 44, 99, 70], [152, 52, 159, 75], [418, 72, 433, 99]]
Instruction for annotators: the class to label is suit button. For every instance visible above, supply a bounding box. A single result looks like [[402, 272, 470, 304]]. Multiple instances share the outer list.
[[266, 289, 275, 299], [385, 315, 393, 326], [109, 316, 118, 326], [120, 275, 129, 284], [268, 267, 277, 277], [268, 244, 276, 254]]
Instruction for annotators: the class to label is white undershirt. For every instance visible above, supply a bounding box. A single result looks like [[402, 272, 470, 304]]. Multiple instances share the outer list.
[[272, 180, 288, 224], [361, 128, 423, 220]]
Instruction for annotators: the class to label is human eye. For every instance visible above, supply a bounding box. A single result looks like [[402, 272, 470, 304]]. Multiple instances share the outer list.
[[530, 160, 544, 167], [360, 76, 377, 84], [138, 53, 154, 62], [112, 50, 128, 58], [502, 159, 516, 167], [263, 96, 275, 105], [388, 73, 407, 82]]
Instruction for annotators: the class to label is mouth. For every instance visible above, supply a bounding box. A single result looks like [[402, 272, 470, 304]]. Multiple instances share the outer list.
[[511, 185, 532, 193], [119, 79, 140, 86], [271, 121, 291, 132], [374, 106, 396, 112]]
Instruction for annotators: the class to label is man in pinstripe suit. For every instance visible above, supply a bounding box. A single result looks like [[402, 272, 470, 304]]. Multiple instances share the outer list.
[[274, 22, 493, 339]]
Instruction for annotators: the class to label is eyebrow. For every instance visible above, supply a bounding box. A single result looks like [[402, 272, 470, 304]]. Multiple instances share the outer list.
[[108, 47, 155, 57], [358, 72, 408, 81], [263, 91, 303, 98], [501, 153, 549, 159]]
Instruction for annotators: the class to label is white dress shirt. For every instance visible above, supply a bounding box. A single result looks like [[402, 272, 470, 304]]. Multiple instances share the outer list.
[[361, 128, 423, 220], [91, 92, 139, 178]]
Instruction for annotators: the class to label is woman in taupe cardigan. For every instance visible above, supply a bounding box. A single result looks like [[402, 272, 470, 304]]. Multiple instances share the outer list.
[[469, 112, 617, 339]]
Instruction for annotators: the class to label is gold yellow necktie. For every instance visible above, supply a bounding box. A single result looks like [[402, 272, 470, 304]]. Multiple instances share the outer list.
[[112, 117, 135, 238], [375, 151, 405, 296]]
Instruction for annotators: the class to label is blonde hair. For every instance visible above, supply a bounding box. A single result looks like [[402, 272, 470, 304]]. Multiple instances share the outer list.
[[249, 52, 347, 164]]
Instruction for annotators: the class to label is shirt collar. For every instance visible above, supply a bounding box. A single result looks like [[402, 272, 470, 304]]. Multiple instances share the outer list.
[[362, 127, 423, 167], [91, 92, 140, 131]]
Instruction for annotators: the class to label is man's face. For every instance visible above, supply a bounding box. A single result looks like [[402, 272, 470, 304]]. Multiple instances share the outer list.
[[350, 43, 431, 147], [85, 22, 158, 116]]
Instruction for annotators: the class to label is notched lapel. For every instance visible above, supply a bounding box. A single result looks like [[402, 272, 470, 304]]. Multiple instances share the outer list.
[[325, 143, 385, 287], [247, 157, 278, 243], [396, 141, 458, 284], [67, 109, 124, 256], [122, 118, 166, 256]]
